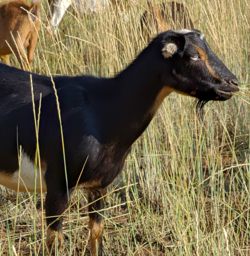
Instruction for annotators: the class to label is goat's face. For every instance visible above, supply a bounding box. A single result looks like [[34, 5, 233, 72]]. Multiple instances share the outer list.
[[160, 30, 239, 102]]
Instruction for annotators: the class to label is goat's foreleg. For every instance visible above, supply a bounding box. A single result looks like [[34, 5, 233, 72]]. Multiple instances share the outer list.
[[45, 175, 70, 250], [88, 189, 106, 256]]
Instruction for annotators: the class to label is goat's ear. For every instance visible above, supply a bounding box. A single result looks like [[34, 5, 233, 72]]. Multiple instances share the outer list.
[[162, 43, 178, 58], [161, 35, 186, 59]]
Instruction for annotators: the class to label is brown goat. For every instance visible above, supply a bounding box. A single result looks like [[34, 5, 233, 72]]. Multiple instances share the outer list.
[[0, 0, 40, 70], [141, 1, 194, 40]]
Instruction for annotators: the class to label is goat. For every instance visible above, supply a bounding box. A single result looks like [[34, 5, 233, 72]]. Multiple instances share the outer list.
[[0, 30, 239, 255], [47, 0, 193, 35], [47, 0, 136, 30], [141, 1, 194, 40], [0, 0, 40, 70], [47, 0, 110, 29]]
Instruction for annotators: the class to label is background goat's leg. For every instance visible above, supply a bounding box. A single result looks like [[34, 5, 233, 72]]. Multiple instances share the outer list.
[[88, 189, 106, 256], [27, 30, 39, 65], [11, 35, 30, 70]]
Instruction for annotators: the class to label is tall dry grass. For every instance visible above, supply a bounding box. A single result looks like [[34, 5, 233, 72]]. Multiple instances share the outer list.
[[0, 0, 249, 255]]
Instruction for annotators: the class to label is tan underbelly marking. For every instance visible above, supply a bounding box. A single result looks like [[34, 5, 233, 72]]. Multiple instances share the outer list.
[[0, 153, 47, 193], [80, 180, 102, 190]]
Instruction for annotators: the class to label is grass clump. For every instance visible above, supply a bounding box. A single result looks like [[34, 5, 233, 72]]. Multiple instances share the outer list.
[[0, 0, 249, 255]]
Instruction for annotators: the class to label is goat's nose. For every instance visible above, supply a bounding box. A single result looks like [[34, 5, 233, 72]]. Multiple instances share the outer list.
[[227, 78, 239, 86], [224, 77, 240, 92], [230, 78, 239, 86]]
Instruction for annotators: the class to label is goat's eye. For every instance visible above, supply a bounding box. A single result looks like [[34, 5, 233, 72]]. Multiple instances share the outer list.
[[190, 55, 200, 61]]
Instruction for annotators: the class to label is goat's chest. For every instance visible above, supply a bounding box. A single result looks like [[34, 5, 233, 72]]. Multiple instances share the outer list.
[[79, 136, 129, 188]]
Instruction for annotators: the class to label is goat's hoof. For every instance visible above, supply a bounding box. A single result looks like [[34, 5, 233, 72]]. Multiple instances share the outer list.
[[46, 228, 64, 251]]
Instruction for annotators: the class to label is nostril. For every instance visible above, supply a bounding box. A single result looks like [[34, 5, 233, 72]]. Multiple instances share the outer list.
[[224, 78, 239, 86], [229, 79, 239, 86]]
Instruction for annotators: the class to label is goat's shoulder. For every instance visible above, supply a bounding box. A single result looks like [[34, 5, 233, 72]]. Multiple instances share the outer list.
[[77, 134, 129, 184]]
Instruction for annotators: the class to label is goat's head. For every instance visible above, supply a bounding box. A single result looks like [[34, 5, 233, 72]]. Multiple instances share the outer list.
[[158, 30, 239, 106]]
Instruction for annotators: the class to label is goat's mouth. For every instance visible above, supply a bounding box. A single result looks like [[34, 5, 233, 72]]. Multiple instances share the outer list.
[[214, 82, 239, 100], [195, 81, 239, 119], [172, 69, 239, 101]]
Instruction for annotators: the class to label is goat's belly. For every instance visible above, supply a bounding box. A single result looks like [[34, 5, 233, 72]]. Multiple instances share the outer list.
[[0, 153, 47, 193]]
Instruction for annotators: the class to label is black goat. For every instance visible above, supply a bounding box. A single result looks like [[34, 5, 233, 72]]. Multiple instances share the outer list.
[[0, 30, 239, 255]]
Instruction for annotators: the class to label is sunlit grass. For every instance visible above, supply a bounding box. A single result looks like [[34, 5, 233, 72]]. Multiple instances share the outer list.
[[0, 0, 249, 255]]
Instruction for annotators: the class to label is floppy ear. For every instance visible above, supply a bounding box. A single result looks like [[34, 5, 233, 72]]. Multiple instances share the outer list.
[[161, 34, 186, 59]]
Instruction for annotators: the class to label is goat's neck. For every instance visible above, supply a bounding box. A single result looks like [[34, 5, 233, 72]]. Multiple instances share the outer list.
[[113, 53, 173, 144]]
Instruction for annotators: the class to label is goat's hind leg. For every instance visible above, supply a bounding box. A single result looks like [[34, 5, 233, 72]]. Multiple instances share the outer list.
[[88, 189, 106, 256], [27, 30, 39, 66]]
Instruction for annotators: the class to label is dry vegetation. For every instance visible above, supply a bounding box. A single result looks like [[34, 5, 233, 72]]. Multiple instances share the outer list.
[[0, 0, 249, 255]]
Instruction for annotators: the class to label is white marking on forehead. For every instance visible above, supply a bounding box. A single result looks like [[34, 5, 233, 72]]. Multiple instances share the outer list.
[[0, 152, 47, 193], [175, 29, 205, 40], [175, 29, 193, 34]]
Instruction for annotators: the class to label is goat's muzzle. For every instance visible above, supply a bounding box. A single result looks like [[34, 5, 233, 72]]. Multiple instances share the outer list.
[[196, 78, 239, 120], [214, 80, 239, 100]]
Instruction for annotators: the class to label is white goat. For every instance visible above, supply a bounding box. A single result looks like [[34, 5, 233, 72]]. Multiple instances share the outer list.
[[48, 0, 110, 29]]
